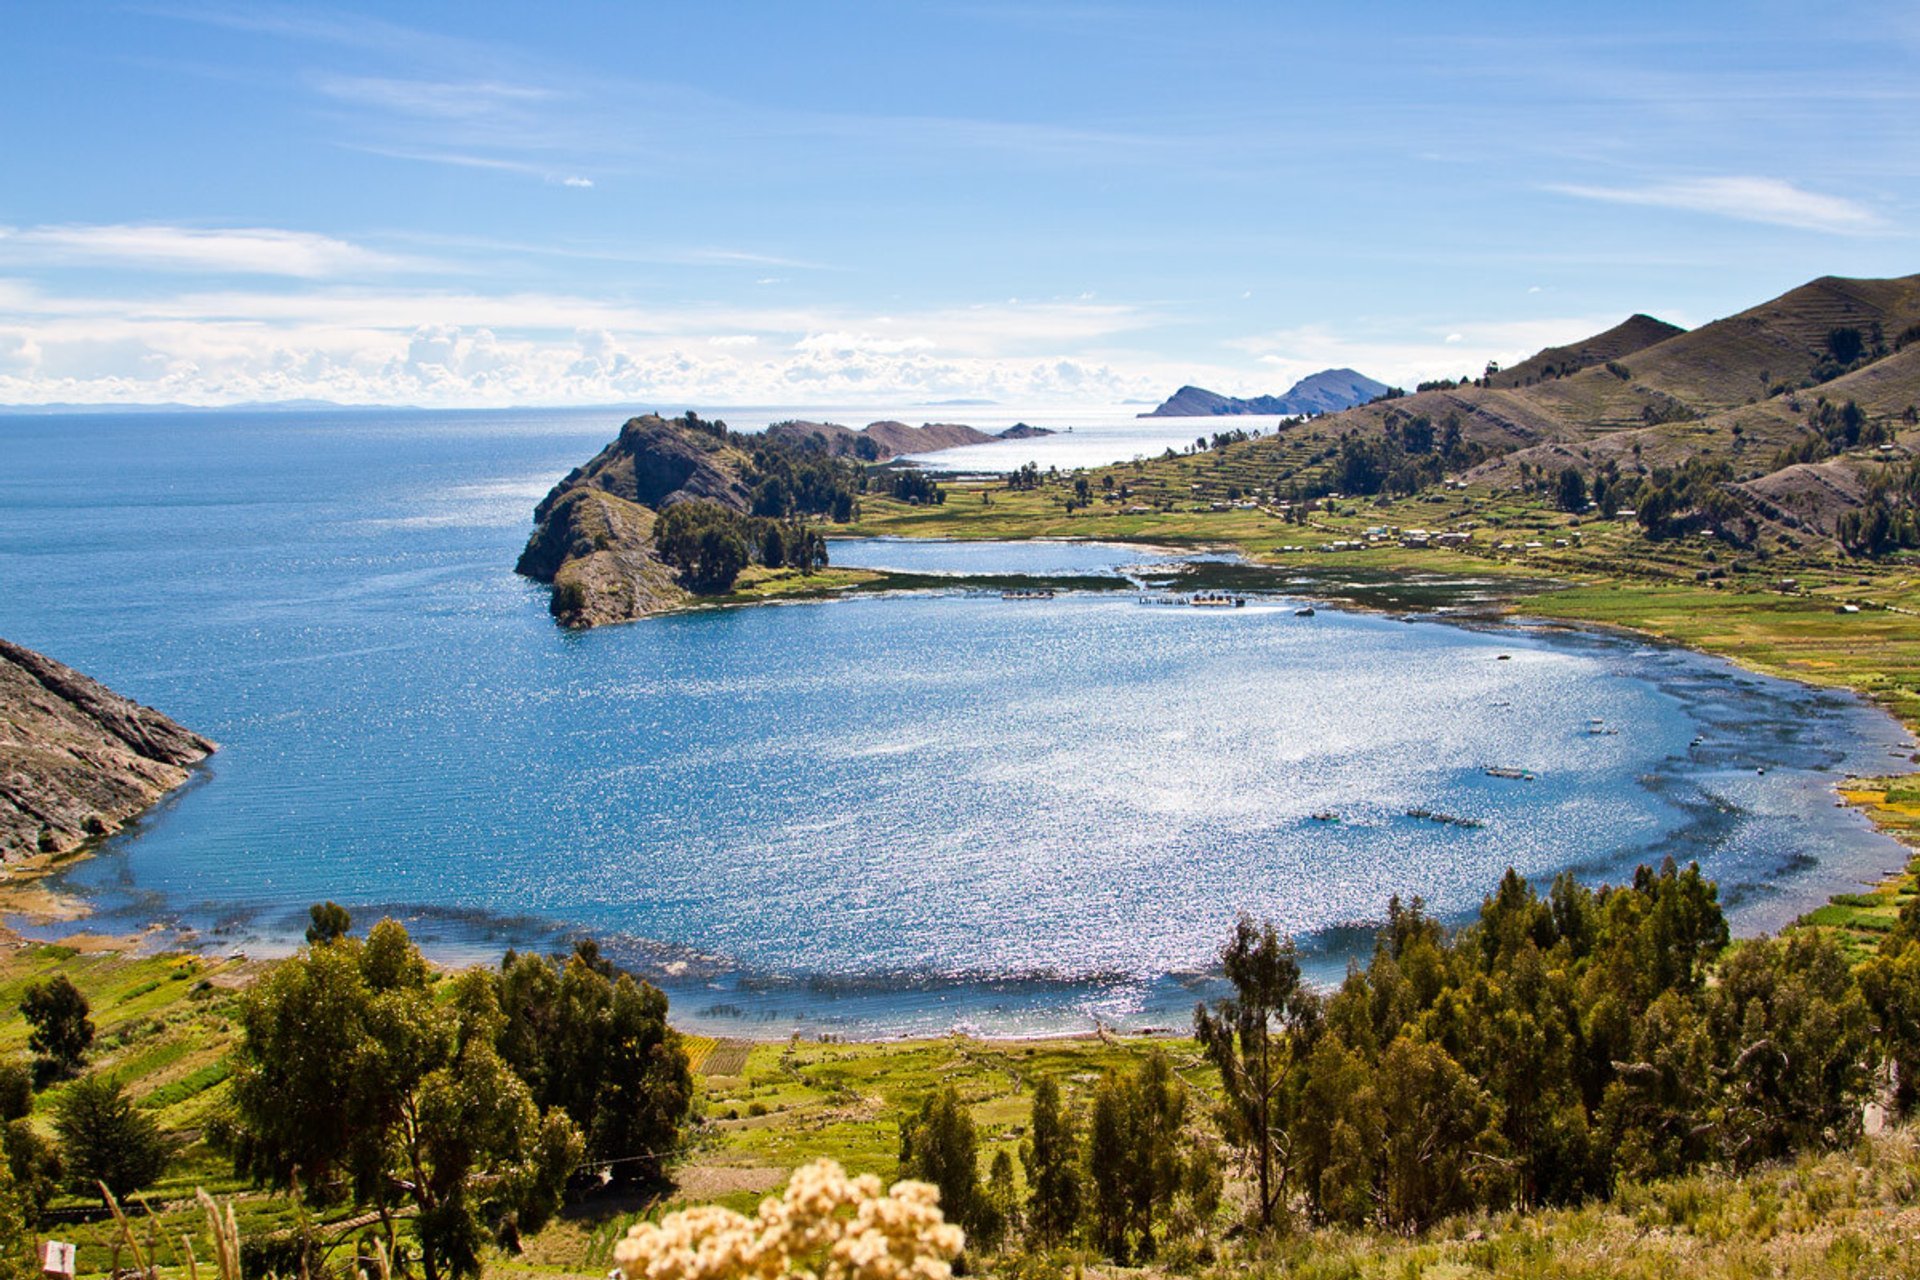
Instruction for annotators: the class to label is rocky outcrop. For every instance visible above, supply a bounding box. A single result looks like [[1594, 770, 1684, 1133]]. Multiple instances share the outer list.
[[519, 489, 687, 628], [1142, 369, 1389, 418], [0, 639, 214, 858], [532, 414, 753, 525], [519, 414, 755, 628]]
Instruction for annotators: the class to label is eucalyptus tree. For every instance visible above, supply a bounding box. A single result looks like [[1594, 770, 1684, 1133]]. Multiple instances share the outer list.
[[1193, 914, 1321, 1228]]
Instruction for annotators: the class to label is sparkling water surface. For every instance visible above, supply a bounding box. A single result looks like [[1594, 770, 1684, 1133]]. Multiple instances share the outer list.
[[0, 408, 1911, 1036]]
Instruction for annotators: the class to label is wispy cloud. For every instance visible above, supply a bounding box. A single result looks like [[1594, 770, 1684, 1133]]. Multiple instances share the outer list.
[[1230, 316, 1635, 388], [341, 144, 597, 189], [0, 224, 419, 278], [1547, 176, 1883, 234], [311, 73, 557, 120]]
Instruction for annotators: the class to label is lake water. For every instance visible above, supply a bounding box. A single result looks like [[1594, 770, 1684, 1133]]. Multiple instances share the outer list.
[[0, 408, 1911, 1037]]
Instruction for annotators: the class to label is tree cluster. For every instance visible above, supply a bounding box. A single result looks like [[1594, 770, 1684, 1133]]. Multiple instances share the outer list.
[[228, 915, 691, 1280], [886, 470, 946, 505], [1632, 458, 1752, 543], [1192, 860, 1902, 1236], [1839, 458, 1920, 557], [1004, 462, 1044, 492], [1771, 398, 1885, 469], [654, 500, 829, 594], [900, 1058, 1218, 1266], [1316, 411, 1485, 498]]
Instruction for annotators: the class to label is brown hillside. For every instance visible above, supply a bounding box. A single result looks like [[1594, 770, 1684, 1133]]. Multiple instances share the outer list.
[[1614, 274, 1920, 413], [1736, 457, 1872, 537], [1487, 313, 1685, 389], [1473, 340, 1920, 487]]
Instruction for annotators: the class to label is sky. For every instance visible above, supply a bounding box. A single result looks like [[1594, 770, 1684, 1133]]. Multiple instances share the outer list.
[[2, 1, 1917, 408]]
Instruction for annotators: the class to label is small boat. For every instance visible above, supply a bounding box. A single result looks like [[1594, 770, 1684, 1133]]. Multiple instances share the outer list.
[[1310, 811, 1340, 823], [1189, 591, 1245, 608], [1295, 606, 1316, 617], [1485, 766, 1536, 781], [1001, 588, 1055, 600]]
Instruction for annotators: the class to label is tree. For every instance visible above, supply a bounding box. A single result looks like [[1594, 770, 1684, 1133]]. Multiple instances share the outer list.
[[494, 944, 692, 1186], [1860, 908, 1920, 1114], [1086, 1051, 1188, 1262], [0, 1152, 29, 1280], [973, 1149, 1017, 1252], [19, 976, 92, 1079], [306, 900, 353, 945], [1193, 915, 1320, 1229], [898, 1085, 981, 1236], [1020, 1075, 1082, 1245], [1375, 1037, 1506, 1232], [2, 1120, 58, 1224], [0, 1063, 28, 1122], [1555, 466, 1587, 513], [231, 920, 584, 1280], [410, 973, 585, 1276], [1706, 930, 1871, 1168], [51, 1074, 169, 1203]]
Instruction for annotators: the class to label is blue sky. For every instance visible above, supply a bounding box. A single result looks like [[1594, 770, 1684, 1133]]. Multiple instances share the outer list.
[[2, 1, 1916, 406]]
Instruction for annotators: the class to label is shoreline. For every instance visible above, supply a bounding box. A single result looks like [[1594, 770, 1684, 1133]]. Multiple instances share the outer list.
[[9, 571, 1913, 1041]]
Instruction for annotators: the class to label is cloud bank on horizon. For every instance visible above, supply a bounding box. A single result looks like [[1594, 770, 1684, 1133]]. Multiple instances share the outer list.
[[2, 2, 1915, 408]]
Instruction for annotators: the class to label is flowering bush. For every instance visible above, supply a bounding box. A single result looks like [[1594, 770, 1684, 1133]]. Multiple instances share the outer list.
[[613, 1158, 965, 1280]]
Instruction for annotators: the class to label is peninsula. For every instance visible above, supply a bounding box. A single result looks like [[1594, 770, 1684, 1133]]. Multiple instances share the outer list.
[[0, 637, 213, 859]]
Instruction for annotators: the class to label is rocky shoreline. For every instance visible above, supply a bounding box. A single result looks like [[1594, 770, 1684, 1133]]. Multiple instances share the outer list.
[[0, 637, 214, 861]]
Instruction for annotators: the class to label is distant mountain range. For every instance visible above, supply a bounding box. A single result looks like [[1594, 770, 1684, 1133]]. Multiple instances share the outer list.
[[764, 419, 1050, 461], [1141, 368, 1391, 418]]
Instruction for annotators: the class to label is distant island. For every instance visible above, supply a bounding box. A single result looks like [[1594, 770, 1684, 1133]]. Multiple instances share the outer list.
[[0, 638, 213, 859], [764, 418, 1050, 461], [1141, 368, 1390, 417]]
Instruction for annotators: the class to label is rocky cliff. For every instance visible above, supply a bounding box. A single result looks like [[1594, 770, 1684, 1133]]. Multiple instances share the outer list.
[[517, 414, 752, 628], [0, 639, 214, 859]]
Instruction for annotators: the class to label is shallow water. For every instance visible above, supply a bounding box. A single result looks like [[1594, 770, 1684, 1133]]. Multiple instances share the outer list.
[[0, 409, 1911, 1036]]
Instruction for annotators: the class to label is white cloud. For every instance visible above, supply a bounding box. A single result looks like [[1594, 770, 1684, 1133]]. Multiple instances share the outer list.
[[0, 282, 1178, 407], [1232, 316, 1628, 388], [0, 224, 416, 278], [560, 176, 594, 189], [1547, 176, 1883, 234]]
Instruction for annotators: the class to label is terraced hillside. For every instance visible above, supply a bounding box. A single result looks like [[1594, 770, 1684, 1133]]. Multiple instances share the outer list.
[[1068, 274, 1920, 553]]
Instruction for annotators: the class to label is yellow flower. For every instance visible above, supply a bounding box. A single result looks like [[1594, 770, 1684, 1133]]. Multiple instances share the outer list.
[[613, 1159, 964, 1280]]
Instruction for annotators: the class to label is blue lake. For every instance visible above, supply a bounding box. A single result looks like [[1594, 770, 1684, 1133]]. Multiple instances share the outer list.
[[0, 409, 1912, 1036]]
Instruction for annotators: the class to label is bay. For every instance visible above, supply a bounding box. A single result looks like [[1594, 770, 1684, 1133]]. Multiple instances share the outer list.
[[0, 408, 1909, 1036]]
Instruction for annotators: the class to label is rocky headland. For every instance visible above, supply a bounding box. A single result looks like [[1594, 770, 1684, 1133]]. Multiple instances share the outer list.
[[517, 414, 753, 628], [519, 412, 1051, 629], [0, 638, 214, 859]]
